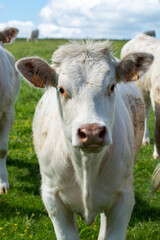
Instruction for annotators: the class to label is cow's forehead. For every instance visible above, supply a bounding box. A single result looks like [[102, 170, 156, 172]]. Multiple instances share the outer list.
[[58, 59, 115, 88], [52, 40, 113, 65], [52, 40, 115, 90]]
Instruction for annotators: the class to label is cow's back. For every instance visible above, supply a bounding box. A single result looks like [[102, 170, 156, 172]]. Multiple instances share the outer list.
[[121, 34, 160, 57], [118, 82, 145, 160]]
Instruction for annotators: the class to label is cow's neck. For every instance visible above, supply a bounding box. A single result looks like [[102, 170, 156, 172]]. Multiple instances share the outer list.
[[56, 92, 107, 222], [69, 144, 107, 224]]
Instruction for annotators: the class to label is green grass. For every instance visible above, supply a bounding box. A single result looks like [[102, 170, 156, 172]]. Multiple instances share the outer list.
[[0, 39, 159, 240]]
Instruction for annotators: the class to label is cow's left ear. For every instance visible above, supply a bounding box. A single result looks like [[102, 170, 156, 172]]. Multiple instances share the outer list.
[[116, 52, 154, 83], [16, 57, 56, 88]]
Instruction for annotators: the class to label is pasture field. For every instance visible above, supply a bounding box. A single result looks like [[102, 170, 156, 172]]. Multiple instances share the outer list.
[[0, 38, 160, 240]]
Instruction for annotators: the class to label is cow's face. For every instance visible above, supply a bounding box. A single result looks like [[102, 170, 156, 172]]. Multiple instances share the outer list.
[[16, 41, 153, 152], [56, 59, 116, 151]]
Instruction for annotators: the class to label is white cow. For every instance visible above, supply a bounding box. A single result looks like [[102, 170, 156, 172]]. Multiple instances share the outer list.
[[27, 29, 39, 42], [16, 40, 153, 240], [0, 27, 21, 194], [121, 33, 160, 159]]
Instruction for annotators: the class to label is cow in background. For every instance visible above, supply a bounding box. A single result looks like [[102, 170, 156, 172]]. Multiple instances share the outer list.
[[0, 27, 21, 194], [143, 30, 156, 37], [121, 33, 160, 159], [27, 29, 39, 42], [16, 40, 153, 240]]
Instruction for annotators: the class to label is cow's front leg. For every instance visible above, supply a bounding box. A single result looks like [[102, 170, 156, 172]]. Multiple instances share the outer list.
[[153, 144, 158, 159], [42, 187, 79, 240], [142, 94, 151, 145], [0, 149, 9, 194], [153, 105, 160, 159], [0, 111, 13, 194], [151, 91, 160, 159], [98, 213, 107, 240], [98, 187, 134, 240]]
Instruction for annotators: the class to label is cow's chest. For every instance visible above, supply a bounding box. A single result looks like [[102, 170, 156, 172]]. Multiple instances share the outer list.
[[58, 177, 120, 224]]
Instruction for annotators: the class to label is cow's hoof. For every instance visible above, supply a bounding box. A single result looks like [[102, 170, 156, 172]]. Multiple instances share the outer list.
[[153, 153, 159, 159], [142, 139, 151, 145], [0, 184, 9, 194]]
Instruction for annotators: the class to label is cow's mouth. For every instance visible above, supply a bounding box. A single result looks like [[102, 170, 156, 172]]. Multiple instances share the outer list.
[[80, 144, 105, 153], [86, 144, 102, 148]]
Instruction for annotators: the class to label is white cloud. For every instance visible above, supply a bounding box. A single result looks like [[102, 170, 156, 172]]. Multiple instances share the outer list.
[[0, 0, 160, 39], [39, 23, 81, 38], [38, 0, 160, 39], [0, 21, 35, 38]]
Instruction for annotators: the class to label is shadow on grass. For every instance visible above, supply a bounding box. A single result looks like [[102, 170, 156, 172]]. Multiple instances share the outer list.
[[0, 156, 46, 220], [129, 191, 160, 226], [7, 156, 41, 196], [0, 197, 47, 220]]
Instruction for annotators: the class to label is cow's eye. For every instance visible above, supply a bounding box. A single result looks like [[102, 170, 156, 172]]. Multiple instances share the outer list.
[[59, 86, 68, 98], [59, 87, 65, 94], [108, 84, 116, 96]]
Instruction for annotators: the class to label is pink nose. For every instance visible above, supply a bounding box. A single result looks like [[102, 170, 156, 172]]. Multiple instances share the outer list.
[[77, 123, 106, 147]]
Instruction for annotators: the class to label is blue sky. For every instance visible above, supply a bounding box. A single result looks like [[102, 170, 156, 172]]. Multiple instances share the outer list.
[[0, 0, 48, 24], [0, 0, 160, 39]]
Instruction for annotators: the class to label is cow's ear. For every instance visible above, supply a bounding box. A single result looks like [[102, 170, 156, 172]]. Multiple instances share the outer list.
[[16, 57, 56, 88], [0, 27, 19, 43], [116, 52, 154, 83]]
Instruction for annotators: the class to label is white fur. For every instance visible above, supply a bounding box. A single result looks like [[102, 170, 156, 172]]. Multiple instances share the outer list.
[[0, 45, 20, 194], [121, 33, 160, 159], [25, 41, 147, 240], [27, 29, 39, 42], [16, 40, 153, 239]]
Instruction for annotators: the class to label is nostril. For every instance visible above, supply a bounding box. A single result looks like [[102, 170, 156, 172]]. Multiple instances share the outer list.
[[78, 129, 87, 139], [99, 127, 106, 139]]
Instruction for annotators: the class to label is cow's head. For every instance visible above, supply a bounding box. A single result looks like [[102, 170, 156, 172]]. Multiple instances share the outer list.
[[16, 40, 153, 153], [0, 27, 19, 44]]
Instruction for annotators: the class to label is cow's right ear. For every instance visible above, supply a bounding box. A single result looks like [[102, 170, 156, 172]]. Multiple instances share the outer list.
[[116, 52, 154, 83], [16, 57, 56, 88], [0, 27, 19, 43]]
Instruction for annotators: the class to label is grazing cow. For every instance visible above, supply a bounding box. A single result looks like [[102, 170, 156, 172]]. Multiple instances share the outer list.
[[0, 27, 20, 194], [16, 40, 153, 240], [143, 30, 156, 37], [27, 29, 39, 42], [121, 33, 160, 159]]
